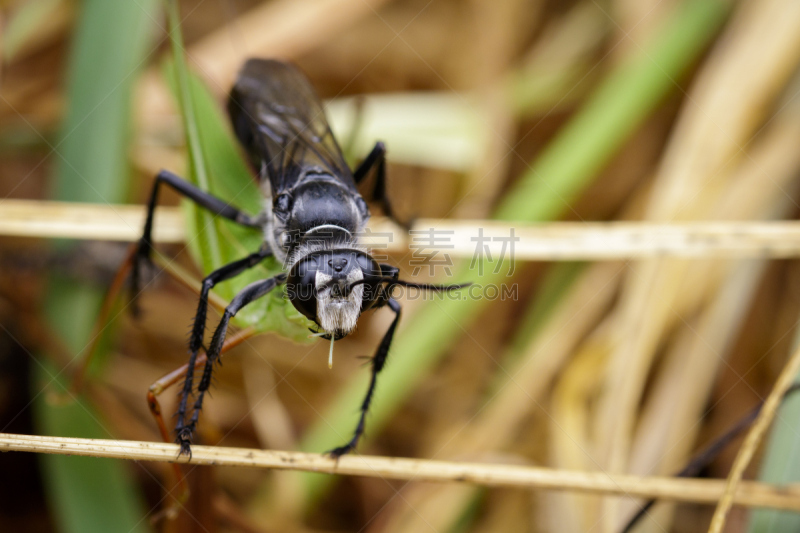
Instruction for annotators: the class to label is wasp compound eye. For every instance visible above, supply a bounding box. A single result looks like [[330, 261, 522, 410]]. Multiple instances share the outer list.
[[286, 253, 320, 322], [351, 251, 383, 311]]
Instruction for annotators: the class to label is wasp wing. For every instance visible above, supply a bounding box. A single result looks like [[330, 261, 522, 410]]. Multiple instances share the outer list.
[[228, 59, 355, 195]]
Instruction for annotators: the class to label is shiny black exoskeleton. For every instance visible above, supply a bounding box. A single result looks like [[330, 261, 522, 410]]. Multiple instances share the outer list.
[[132, 59, 468, 459]]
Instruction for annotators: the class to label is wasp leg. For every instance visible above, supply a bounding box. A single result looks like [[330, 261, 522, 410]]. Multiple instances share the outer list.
[[147, 328, 256, 444], [146, 328, 257, 518], [148, 354, 207, 507], [174, 249, 272, 457], [132, 169, 263, 312], [353, 142, 410, 231], [179, 275, 287, 457], [329, 297, 401, 458]]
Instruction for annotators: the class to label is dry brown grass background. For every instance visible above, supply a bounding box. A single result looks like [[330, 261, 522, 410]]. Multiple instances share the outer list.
[[2, 0, 800, 532]]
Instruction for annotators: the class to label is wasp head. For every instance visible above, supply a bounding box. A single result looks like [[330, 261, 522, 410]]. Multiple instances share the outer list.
[[286, 248, 382, 339]]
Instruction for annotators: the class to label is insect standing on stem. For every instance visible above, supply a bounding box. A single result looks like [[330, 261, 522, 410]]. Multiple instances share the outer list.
[[132, 59, 471, 459]]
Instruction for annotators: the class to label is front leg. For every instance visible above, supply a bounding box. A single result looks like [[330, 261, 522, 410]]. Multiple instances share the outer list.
[[329, 297, 402, 458], [174, 248, 271, 456], [178, 274, 286, 457], [132, 169, 262, 311]]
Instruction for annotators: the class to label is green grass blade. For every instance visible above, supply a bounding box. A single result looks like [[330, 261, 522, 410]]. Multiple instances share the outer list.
[[37, 0, 159, 531], [747, 326, 800, 532], [54, 0, 157, 203], [296, 0, 729, 507], [494, 0, 728, 221], [165, 0, 223, 273]]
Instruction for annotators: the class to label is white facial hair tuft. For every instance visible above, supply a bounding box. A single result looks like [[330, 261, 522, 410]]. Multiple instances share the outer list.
[[315, 269, 364, 336]]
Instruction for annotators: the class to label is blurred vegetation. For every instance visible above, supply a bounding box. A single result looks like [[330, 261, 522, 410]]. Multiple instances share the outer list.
[[34, 0, 157, 532], [1, 0, 800, 533]]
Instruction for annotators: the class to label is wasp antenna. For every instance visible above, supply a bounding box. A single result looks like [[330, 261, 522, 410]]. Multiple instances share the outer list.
[[344, 277, 471, 296], [393, 279, 473, 292]]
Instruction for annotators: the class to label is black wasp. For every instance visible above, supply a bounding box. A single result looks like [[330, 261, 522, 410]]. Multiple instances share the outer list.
[[132, 59, 470, 458]]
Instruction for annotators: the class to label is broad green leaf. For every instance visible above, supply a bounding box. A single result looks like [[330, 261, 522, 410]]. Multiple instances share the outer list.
[[163, 1, 312, 343]]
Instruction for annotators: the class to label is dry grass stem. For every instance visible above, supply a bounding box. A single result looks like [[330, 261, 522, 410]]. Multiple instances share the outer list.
[[707, 343, 800, 532], [0, 200, 185, 242], [2, 432, 800, 513], [5, 200, 800, 260]]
